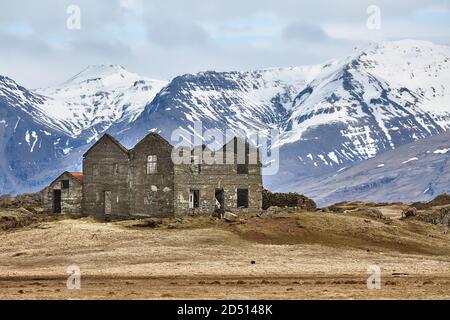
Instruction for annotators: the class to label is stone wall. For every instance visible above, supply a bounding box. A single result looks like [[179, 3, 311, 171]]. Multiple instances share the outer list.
[[262, 189, 317, 211], [173, 139, 263, 216], [43, 172, 82, 215], [79, 133, 263, 219], [82, 135, 131, 219], [129, 134, 175, 218]]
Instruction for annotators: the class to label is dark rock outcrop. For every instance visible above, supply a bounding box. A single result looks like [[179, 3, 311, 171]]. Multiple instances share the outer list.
[[0, 193, 42, 209], [262, 189, 316, 211], [416, 207, 450, 226]]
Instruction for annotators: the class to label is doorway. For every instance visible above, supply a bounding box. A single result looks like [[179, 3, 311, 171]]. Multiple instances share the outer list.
[[53, 190, 61, 214], [215, 189, 224, 211], [237, 189, 249, 208], [189, 190, 200, 209], [104, 191, 112, 215]]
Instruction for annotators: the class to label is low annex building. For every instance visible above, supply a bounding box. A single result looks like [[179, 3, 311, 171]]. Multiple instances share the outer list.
[[44, 133, 263, 219], [43, 171, 83, 215]]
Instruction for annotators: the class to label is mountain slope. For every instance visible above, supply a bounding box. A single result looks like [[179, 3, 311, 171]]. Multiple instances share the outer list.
[[0, 65, 167, 195], [267, 40, 450, 189], [35, 64, 167, 141], [300, 130, 450, 206], [115, 67, 319, 147], [0, 76, 84, 193], [1, 40, 450, 202]]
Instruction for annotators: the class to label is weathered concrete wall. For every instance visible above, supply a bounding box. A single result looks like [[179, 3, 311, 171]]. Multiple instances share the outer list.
[[129, 134, 175, 217], [43, 172, 82, 215], [173, 138, 263, 216], [82, 135, 130, 219], [79, 133, 263, 219]]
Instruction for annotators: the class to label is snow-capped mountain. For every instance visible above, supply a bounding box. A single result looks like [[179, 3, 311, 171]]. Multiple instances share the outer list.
[[300, 130, 450, 206], [267, 40, 450, 190], [115, 67, 318, 147], [0, 65, 167, 194], [35, 64, 167, 141], [1, 40, 449, 203], [0, 75, 84, 193]]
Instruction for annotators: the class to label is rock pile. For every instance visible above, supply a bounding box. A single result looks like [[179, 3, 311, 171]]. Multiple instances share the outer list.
[[262, 190, 316, 211]]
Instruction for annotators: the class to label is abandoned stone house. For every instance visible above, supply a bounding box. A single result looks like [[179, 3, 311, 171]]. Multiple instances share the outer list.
[[44, 133, 263, 219], [43, 171, 83, 214]]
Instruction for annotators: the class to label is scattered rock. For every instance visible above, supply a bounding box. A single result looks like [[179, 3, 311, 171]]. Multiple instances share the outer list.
[[416, 207, 450, 226], [12, 252, 26, 257], [401, 207, 417, 219], [326, 203, 349, 213], [262, 189, 316, 211], [134, 218, 162, 228], [352, 208, 384, 219], [223, 212, 238, 222]]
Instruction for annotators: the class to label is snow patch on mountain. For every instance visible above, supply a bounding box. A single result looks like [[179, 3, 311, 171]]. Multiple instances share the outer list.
[[433, 148, 450, 154], [402, 157, 418, 164], [35, 64, 168, 138], [2, 40, 450, 201], [275, 40, 450, 174], [299, 130, 450, 206]]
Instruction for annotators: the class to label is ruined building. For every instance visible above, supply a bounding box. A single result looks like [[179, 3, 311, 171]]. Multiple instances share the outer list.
[[43, 171, 83, 214], [44, 133, 263, 219]]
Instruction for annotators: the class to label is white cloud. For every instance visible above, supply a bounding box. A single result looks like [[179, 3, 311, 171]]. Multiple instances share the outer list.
[[0, 0, 448, 87]]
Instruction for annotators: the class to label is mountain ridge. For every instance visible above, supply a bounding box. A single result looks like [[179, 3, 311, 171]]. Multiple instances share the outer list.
[[0, 40, 449, 201], [300, 130, 450, 206]]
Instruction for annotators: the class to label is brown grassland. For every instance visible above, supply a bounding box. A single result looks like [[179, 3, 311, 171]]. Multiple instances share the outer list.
[[0, 203, 448, 300]]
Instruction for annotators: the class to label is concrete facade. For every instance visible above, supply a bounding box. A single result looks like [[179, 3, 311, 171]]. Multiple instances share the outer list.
[[129, 134, 175, 217], [82, 134, 130, 219], [173, 138, 263, 216], [43, 172, 83, 215], [46, 133, 262, 219]]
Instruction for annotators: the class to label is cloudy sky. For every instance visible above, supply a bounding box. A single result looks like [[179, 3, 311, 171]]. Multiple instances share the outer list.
[[0, 0, 449, 88]]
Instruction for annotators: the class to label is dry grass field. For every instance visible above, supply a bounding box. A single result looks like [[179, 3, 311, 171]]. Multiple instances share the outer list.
[[0, 204, 448, 300]]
